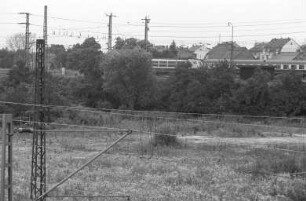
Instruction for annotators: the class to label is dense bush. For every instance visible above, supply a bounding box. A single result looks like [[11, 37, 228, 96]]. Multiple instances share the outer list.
[[153, 123, 179, 146]]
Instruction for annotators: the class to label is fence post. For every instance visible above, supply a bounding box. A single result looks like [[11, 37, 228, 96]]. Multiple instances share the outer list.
[[1, 114, 13, 201]]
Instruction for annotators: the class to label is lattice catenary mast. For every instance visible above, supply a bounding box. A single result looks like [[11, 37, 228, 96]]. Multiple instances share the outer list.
[[30, 39, 47, 201]]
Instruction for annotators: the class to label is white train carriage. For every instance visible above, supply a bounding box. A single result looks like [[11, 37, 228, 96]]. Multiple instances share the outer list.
[[152, 59, 203, 69]]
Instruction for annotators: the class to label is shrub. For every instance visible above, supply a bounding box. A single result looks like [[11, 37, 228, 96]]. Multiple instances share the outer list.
[[153, 123, 178, 146]]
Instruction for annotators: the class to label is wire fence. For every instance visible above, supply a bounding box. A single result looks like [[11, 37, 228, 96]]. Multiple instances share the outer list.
[[2, 101, 306, 200]]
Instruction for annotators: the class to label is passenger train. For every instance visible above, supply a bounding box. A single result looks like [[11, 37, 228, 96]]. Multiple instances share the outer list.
[[152, 58, 306, 71], [152, 59, 203, 69]]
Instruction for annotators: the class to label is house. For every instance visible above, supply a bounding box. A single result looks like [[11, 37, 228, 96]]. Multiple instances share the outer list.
[[177, 48, 196, 59], [205, 42, 255, 60], [250, 38, 300, 61], [249, 42, 267, 59], [154, 45, 168, 53], [189, 45, 210, 60]]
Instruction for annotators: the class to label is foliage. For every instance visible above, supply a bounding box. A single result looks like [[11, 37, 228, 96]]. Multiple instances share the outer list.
[[103, 49, 157, 109], [153, 123, 179, 146], [0, 48, 15, 68], [0, 60, 33, 115], [151, 41, 178, 59], [6, 32, 36, 51], [66, 37, 103, 76], [160, 61, 236, 113], [114, 37, 153, 51], [231, 68, 272, 115], [48, 44, 67, 69], [169, 40, 178, 57], [268, 71, 306, 116]]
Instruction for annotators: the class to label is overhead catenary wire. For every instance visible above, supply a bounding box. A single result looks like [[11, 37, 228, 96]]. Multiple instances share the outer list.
[[3, 12, 306, 45], [1, 100, 306, 121], [2, 101, 306, 137]]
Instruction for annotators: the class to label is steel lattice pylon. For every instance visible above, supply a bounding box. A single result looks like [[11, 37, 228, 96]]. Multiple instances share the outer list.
[[30, 39, 46, 201]]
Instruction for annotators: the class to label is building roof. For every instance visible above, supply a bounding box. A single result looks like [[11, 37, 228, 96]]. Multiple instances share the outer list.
[[293, 52, 306, 60], [270, 52, 299, 61], [249, 42, 267, 54], [177, 48, 196, 59], [206, 42, 255, 60], [264, 38, 291, 52]]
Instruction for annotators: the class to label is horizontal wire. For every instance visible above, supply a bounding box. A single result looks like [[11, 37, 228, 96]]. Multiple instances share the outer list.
[[2, 101, 306, 134], [48, 195, 130, 198], [1, 100, 305, 121]]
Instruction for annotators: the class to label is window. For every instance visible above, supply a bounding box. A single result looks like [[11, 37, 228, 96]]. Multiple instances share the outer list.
[[283, 65, 289, 70], [291, 65, 296, 69], [299, 65, 305, 70]]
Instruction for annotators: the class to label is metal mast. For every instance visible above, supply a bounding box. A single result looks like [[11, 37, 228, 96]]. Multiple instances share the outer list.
[[43, 6, 48, 71], [228, 22, 234, 67], [43, 6, 47, 46], [30, 39, 47, 201], [107, 13, 115, 51], [19, 12, 30, 68], [142, 16, 150, 51]]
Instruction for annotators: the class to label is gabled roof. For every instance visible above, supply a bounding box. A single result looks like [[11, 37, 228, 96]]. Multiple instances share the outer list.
[[293, 52, 306, 60], [189, 45, 201, 52], [177, 48, 196, 59], [206, 42, 255, 60], [249, 42, 267, 53], [264, 38, 291, 52], [270, 52, 299, 61]]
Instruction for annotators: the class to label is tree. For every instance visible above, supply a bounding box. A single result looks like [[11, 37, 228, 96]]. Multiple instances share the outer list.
[[113, 37, 153, 51], [114, 37, 125, 50], [268, 71, 306, 116], [169, 40, 178, 57], [151, 41, 178, 59], [232, 68, 271, 115], [66, 38, 105, 107], [0, 48, 15, 68], [6, 33, 35, 51], [66, 37, 102, 76], [159, 61, 235, 113], [0, 60, 33, 115], [48, 44, 67, 69], [103, 49, 156, 109]]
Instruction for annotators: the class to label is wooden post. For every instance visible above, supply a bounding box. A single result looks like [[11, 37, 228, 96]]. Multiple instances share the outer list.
[[1, 114, 13, 201]]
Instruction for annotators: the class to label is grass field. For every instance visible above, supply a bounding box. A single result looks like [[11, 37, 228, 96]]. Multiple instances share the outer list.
[[3, 112, 306, 201]]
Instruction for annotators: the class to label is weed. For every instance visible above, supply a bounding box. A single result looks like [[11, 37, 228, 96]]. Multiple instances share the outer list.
[[153, 123, 179, 147]]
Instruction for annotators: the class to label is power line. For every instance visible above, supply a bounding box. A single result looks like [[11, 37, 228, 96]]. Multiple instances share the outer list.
[[2, 101, 306, 136], [148, 30, 306, 39], [1, 100, 305, 121], [145, 19, 306, 26]]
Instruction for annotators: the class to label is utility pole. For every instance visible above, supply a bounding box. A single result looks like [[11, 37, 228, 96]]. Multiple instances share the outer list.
[[106, 13, 115, 51], [142, 16, 150, 51], [43, 5, 48, 70], [43, 6, 47, 48], [228, 22, 234, 68], [1, 114, 13, 201], [19, 12, 30, 69]]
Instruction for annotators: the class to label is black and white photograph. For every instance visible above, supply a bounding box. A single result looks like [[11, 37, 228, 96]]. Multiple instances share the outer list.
[[1, 0, 306, 200]]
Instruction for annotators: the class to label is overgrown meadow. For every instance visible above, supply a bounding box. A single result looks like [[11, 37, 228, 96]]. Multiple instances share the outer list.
[[3, 111, 306, 201]]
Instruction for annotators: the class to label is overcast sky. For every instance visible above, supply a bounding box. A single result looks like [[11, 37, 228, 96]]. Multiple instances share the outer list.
[[1, 0, 306, 50]]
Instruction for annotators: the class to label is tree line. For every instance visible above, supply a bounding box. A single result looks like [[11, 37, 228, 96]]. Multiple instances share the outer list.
[[0, 37, 306, 117]]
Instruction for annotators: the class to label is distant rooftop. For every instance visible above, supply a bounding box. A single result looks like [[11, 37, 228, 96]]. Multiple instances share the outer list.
[[206, 42, 255, 60], [264, 38, 291, 52]]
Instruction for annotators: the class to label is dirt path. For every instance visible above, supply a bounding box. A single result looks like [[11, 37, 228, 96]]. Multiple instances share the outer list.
[[180, 134, 306, 146]]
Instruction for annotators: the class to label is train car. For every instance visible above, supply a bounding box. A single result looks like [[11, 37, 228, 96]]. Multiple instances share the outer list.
[[152, 59, 203, 69]]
